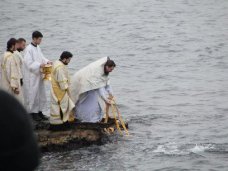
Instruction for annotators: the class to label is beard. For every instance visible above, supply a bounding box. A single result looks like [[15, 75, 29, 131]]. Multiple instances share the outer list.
[[104, 68, 109, 76], [17, 48, 24, 52], [61, 60, 68, 65], [59, 59, 68, 65], [63, 61, 68, 65]]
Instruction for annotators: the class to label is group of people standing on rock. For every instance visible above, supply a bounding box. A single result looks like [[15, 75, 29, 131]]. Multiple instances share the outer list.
[[0, 31, 116, 128]]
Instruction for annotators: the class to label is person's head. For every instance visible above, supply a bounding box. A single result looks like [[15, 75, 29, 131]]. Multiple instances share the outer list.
[[59, 51, 73, 65], [16, 38, 26, 52], [7, 38, 17, 52], [32, 31, 43, 45], [104, 59, 116, 75], [0, 90, 40, 170]]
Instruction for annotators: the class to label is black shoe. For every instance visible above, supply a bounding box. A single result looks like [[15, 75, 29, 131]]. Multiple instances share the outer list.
[[31, 113, 42, 122], [38, 112, 49, 121]]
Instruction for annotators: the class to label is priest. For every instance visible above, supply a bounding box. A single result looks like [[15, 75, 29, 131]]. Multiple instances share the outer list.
[[10, 38, 26, 104], [0, 38, 21, 99], [23, 31, 52, 121], [70, 57, 116, 123], [50, 51, 75, 126]]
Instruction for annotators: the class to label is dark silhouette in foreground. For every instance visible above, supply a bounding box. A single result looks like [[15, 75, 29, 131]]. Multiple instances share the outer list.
[[0, 90, 40, 171]]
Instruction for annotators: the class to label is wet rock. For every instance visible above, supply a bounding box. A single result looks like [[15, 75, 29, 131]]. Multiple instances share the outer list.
[[34, 118, 123, 152]]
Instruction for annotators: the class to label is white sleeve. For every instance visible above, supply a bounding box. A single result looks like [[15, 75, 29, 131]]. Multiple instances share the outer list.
[[98, 87, 108, 101], [39, 47, 49, 64], [105, 85, 113, 95]]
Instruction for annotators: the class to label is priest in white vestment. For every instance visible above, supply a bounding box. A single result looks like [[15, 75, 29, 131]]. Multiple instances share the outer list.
[[70, 57, 116, 123], [10, 38, 27, 104], [0, 38, 24, 103], [50, 51, 75, 125], [23, 31, 52, 121]]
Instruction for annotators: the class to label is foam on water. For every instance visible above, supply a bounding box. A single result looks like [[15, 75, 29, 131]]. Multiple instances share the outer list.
[[190, 144, 215, 153], [153, 142, 189, 155], [153, 143, 215, 155]]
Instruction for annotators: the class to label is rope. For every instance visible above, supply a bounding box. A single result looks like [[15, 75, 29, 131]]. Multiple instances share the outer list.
[[103, 97, 129, 136], [110, 103, 123, 135], [113, 100, 129, 136]]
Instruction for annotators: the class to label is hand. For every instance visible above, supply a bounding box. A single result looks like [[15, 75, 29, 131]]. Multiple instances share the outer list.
[[47, 61, 53, 65], [105, 99, 114, 105], [108, 94, 114, 100], [105, 100, 112, 105], [40, 63, 45, 68]]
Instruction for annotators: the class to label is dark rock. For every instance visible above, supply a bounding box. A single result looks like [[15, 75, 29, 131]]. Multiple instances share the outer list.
[[34, 118, 125, 152]]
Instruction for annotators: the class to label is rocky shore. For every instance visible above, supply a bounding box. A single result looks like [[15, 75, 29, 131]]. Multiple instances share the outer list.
[[33, 118, 127, 152]]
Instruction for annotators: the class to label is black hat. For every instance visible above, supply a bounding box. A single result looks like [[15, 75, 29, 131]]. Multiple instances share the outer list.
[[0, 90, 40, 171]]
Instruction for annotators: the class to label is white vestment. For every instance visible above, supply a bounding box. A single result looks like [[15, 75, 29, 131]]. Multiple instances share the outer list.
[[0, 51, 24, 103], [12, 51, 23, 80], [70, 57, 113, 122], [12, 50, 24, 104], [23, 43, 49, 113], [50, 60, 75, 125], [1, 51, 14, 93]]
